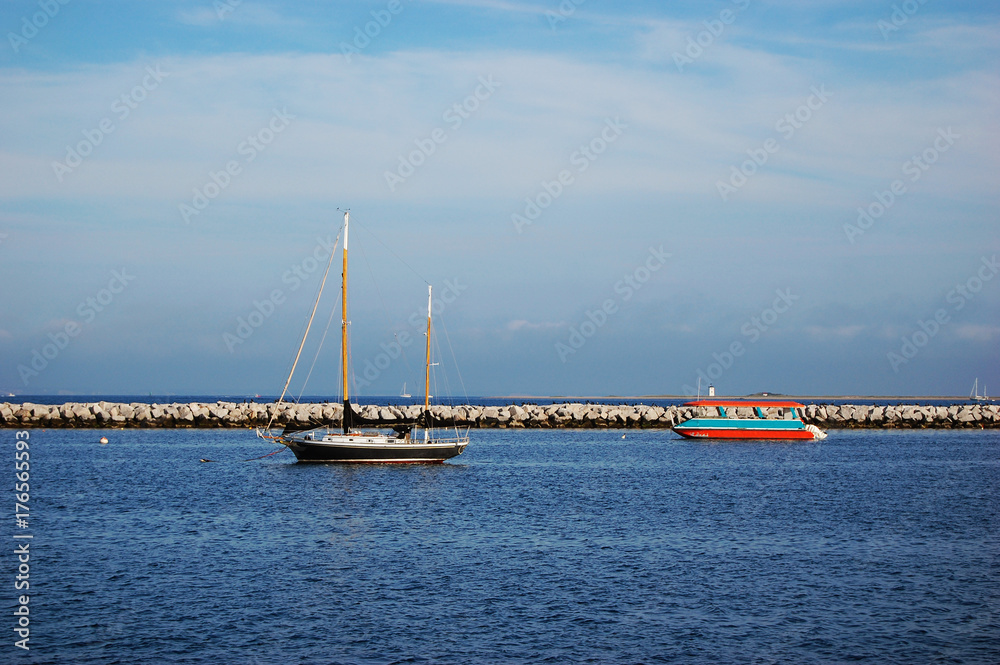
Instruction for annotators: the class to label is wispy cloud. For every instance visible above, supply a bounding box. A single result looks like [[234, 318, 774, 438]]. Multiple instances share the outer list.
[[177, 2, 308, 29], [954, 324, 1000, 342], [804, 324, 866, 340], [424, 0, 548, 15], [507, 319, 564, 331]]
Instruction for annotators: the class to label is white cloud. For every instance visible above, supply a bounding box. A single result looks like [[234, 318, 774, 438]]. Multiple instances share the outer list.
[[804, 324, 866, 340], [0, 37, 994, 213], [424, 0, 548, 15], [954, 324, 1000, 342], [507, 319, 564, 331], [176, 7, 220, 27], [177, 2, 310, 29]]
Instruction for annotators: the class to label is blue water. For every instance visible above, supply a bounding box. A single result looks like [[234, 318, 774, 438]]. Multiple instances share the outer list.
[[10, 428, 999, 664]]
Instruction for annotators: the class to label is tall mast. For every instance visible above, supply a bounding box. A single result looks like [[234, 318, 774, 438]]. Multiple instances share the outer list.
[[341, 210, 351, 434], [423, 285, 432, 441]]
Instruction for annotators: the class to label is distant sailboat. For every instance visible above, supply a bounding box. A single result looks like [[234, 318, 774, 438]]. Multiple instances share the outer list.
[[400, 383, 411, 398], [970, 378, 990, 402]]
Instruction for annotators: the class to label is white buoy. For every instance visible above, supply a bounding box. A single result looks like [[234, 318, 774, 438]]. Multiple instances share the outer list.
[[99, 436, 109, 444]]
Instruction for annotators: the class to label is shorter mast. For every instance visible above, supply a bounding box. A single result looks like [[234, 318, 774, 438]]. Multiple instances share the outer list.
[[423, 285, 432, 442]]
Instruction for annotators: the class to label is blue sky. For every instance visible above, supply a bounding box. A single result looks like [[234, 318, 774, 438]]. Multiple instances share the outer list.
[[0, 0, 997, 397]]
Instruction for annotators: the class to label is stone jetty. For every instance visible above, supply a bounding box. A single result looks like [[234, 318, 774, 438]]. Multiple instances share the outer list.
[[1, 401, 997, 429]]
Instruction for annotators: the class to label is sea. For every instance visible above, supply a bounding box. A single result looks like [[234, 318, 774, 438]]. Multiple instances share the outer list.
[[7, 394, 981, 408], [7, 426, 998, 664]]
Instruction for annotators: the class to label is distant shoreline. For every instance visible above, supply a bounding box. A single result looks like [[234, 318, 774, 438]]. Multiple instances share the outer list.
[[502, 395, 982, 401]]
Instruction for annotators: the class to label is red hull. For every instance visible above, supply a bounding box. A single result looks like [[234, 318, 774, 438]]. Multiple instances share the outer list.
[[673, 428, 816, 440]]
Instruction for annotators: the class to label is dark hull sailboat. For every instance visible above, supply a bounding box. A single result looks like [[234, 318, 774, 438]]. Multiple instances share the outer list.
[[258, 210, 469, 464], [282, 400, 468, 464], [285, 434, 468, 464]]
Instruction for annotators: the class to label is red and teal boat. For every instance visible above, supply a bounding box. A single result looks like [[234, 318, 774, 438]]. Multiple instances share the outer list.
[[673, 400, 827, 440]]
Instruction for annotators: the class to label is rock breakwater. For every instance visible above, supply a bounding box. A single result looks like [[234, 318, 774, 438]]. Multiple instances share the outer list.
[[1, 401, 997, 429]]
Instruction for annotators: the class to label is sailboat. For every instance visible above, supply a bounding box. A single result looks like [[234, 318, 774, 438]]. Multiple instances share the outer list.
[[257, 211, 470, 463], [970, 378, 990, 402], [400, 383, 411, 398]]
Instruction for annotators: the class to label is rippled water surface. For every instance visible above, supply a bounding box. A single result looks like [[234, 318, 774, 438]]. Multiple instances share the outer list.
[[13, 428, 1000, 664]]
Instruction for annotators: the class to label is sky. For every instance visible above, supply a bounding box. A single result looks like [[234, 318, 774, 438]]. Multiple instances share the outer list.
[[0, 0, 998, 398]]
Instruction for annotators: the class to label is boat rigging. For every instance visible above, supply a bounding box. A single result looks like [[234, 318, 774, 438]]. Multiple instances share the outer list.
[[256, 210, 470, 463]]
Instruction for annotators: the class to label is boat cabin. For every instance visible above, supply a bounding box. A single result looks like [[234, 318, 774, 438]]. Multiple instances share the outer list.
[[683, 400, 806, 421]]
